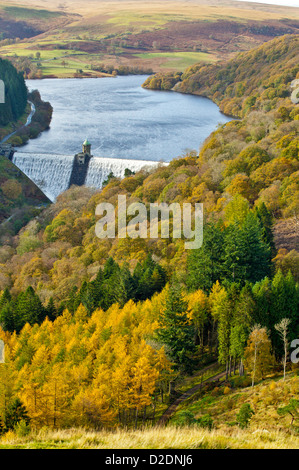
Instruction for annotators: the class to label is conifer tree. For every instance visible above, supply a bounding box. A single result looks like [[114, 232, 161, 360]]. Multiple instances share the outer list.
[[4, 398, 30, 431], [45, 298, 58, 322], [254, 202, 276, 258], [187, 221, 225, 292], [270, 270, 298, 357], [224, 212, 271, 285], [157, 280, 196, 372]]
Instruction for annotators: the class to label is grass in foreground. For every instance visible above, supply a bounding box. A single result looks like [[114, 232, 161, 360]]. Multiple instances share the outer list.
[[1, 425, 299, 449]]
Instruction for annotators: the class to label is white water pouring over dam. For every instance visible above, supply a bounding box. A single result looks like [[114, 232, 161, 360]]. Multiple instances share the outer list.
[[85, 156, 158, 189], [13, 153, 74, 201], [11, 76, 231, 201], [12, 152, 158, 201]]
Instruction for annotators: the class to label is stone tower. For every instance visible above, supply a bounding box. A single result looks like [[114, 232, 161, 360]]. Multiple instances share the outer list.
[[70, 140, 93, 187], [83, 138, 91, 156]]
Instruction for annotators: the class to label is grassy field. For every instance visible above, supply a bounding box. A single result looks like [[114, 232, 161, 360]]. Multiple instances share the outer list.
[[3, 0, 298, 20], [0, 41, 218, 76], [0, 42, 109, 77], [135, 52, 216, 70], [169, 371, 299, 431], [0, 0, 298, 76]]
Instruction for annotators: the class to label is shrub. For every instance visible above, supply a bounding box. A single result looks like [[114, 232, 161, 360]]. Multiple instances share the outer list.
[[14, 419, 31, 437], [236, 403, 255, 429], [174, 410, 197, 426], [197, 414, 214, 430]]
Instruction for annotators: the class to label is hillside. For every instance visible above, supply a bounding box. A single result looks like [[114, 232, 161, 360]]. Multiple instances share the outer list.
[[0, 155, 50, 234], [0, 32, 298, 449], [0, 371, 299, 449], [0, 4, 79, 40], [143, 34, 299, 116], [0, 0, 298, 76], [0, 59, 51, 232], [0, 34, 297, 296]]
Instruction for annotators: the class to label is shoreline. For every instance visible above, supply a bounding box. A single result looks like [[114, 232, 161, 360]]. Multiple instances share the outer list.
[[25, 72, 152, 80], [0, 90, 53, 149], [0, 101, 36, 145]]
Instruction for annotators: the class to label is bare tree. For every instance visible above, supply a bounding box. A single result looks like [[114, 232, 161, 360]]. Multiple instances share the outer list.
[[275, 318, 291, 381], [244, 325, 273, 387]]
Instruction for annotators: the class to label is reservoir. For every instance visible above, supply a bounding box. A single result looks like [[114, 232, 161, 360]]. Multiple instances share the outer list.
[[13, 75, 232, 200], [23, 75, 231, 162]]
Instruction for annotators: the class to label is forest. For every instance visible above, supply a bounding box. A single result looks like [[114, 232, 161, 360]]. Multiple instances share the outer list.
[[0, 58, 27, 127], [0, 34, 298, 439]]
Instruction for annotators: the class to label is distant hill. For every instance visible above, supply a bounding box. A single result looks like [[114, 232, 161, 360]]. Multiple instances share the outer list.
[[143, 34, 299, 117], [0, 4, 78, 40], [0, 0, 298, 76]]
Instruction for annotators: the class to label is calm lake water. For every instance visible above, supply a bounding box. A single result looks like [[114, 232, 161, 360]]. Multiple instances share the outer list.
[[24, 75, 231, 162]]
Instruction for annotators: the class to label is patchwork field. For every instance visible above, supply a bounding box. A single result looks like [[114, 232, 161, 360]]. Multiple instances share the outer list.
[[0, 0, 298, 76]]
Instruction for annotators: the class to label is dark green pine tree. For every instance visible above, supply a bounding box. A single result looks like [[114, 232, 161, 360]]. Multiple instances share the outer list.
[[151, 265, 167, 294], [103, 257, 119, 280], [75, 281, 96, 315], [14, 287, 45, 332], [45, 297, 58, 322], [285, 271, 299, 340], [65, 286, 78, 314], [119, 262, 135, 303], [157, 279, 196, 373], [4, 398, 30, 431], [0, 288, 11, 309], [109, 270, 129, 308], [133, 254, 154, 300], [187, 221, 225, 293], [0, 58, 27, 126], [270, 270, 299, 357], [90, 267, 105, 309], [251, 277, 272, 329], [224, 212, 272, 286], [133, 254, 166, 301], [0, 303, 14, 332], [0, 288, 14, 332], [254, 202, 276, 259]]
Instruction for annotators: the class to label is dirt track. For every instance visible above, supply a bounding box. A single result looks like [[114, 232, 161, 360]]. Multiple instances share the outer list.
[[158, 364, 226, 425]]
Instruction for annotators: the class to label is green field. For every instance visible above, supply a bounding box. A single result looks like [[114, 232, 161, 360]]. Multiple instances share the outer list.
[[0, 42, 99, 77], [0, 40, 217, 77], [106, 11, 193, 31], [135, 51, 216, 70], [0, 0, 298, 76]]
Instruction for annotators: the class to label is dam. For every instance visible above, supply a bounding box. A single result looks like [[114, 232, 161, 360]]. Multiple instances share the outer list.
[[12, 140, 159, 201]]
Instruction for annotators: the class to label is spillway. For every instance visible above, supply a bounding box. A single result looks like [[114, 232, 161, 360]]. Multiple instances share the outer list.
[[12, 152, 159, 201], [12, 153, 75, 201], [85, 157, 157, 189]]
